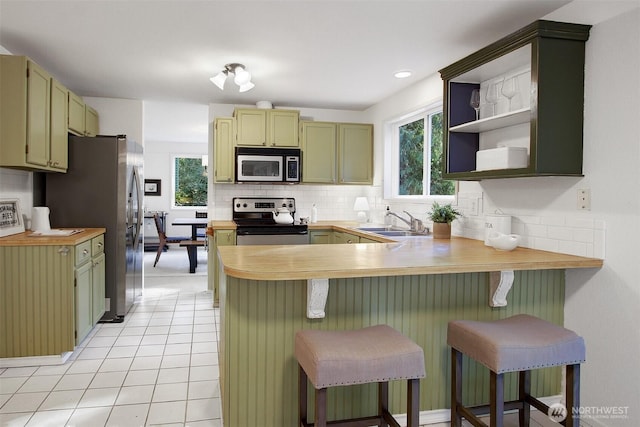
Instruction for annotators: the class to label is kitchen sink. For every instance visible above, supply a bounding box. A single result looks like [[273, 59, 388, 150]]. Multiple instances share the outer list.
[[357, 227, 429, 237]]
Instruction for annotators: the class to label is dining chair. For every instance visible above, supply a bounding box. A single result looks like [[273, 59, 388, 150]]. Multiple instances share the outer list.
[[153, 213, 184, 267]]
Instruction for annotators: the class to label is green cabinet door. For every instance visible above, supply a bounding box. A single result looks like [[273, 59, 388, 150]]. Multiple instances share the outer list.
[[214, 117, 235, 183], [26, 59, 51, 168], [309, 230, 332, 244], [268, 109, 300, 147], [338, 123, 373, 184], [50, 78, 68, 171], [211, 230, 236, 304], [235, 109, 267, 146], [85, 105, 99, 136], [301, 121, 337, 183], [92, 252, 106, 324], [75, 261, 93, 345], [68, 90, 86, 135]]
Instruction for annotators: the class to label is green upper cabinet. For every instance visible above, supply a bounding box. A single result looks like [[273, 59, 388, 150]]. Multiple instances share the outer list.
[[85, 104, 99, 137], [301, 121, 337, 183], [68, 90, 100, 137], [50, 78, 69, 171], [235, 108, 299, 147], [214, 117, 235, 183], [68, 90, 86, 135], [0, 55, 69, 172], [439, 20, 591, 180], [338, 123, 373, 184]]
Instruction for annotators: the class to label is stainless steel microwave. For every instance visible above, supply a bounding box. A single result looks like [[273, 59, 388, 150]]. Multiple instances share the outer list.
[[235, 147, 301, 183]]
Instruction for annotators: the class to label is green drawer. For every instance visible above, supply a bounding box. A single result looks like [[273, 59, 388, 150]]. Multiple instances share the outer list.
[[92, 234, 104, 256], [75, 240, 92, 266]]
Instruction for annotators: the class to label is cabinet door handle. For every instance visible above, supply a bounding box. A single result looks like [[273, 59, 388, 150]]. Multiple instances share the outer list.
[[83, 249, 89, 255], [98, 242, 103, 248]]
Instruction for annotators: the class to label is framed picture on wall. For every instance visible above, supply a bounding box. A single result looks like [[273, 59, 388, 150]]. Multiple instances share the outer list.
[[0, 199, 25, 237], [144, 179, 161, 196]]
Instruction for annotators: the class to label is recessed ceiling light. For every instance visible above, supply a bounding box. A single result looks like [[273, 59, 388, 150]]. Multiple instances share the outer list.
[[394, 70, 412, 79]]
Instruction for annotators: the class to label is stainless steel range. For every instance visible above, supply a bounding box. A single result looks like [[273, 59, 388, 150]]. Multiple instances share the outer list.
[[233, 197, 309, 245]]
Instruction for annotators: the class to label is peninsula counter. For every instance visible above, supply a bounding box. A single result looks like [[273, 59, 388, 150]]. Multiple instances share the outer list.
[[216, 235, 602, 426]]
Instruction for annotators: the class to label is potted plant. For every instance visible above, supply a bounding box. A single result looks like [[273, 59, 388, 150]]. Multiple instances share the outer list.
[[428, 202, 461, 239]]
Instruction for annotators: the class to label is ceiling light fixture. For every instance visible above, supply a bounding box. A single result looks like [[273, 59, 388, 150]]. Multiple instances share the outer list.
[[394, 70, 412, 79], [210, 63, 255, 92]]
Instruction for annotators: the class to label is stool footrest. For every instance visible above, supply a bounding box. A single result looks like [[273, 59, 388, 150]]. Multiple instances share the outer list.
[[301, 414, 397, 427]]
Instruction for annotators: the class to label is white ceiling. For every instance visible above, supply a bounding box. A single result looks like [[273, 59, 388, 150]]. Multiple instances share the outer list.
[[0, 0, 576, 112]]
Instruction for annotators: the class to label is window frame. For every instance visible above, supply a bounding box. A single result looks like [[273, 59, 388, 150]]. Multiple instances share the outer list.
[[171, 154, 208, 209], [383, 102, 457, 201]]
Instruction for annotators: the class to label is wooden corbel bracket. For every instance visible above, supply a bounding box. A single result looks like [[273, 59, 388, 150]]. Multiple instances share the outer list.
[[489, 270, 515, 307]]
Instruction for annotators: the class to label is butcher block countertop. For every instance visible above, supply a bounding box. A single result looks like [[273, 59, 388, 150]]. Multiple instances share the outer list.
[[217, 234, 603, 281], [0, 228, 106, 246]]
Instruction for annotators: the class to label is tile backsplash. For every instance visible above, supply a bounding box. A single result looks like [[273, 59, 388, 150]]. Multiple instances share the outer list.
[[455, 191, 605, 259]]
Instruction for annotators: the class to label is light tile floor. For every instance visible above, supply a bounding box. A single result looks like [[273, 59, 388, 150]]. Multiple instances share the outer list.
[[0, 265, 564, 427], [0, 275, 221, 427]]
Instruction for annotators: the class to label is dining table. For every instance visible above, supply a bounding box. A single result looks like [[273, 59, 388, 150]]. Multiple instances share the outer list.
[[171, 217, 209, 240], [171, 217, 209, 273]]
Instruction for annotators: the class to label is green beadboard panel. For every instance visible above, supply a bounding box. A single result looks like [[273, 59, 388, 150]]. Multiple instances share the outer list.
[[221, 270, 565, 427], [1, 246, 74, 357]]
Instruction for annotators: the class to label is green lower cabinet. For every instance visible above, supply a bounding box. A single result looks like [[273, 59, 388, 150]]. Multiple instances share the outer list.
[[92, 253, 106, 324], [309, 230, 332, 244], [332, 230, 359, 244], [210, 230, 236, 304], [75, 262, 93, 345], [0, 234, 106, 357], [220, 270, 565, 427]]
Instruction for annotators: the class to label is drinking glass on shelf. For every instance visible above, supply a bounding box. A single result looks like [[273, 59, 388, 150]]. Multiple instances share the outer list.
[[485, 80, 500, 116], [469, 89, 481, 120], [501, 76, 518, 111]]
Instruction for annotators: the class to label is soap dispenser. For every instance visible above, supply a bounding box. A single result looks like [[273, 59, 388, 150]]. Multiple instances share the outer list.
[[311, 204, 318, 223], [384, 206, 391, 226]]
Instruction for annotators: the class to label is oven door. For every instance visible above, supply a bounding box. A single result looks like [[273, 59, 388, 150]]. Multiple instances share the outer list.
[[236, 155, 283, 182]]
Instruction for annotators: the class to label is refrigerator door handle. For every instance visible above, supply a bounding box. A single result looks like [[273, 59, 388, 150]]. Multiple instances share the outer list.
[[131, 166, 143, 251]]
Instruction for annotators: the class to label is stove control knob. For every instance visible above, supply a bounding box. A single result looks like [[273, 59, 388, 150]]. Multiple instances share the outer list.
[[243, 203, 248, 208], [235, 203, 240, 208]]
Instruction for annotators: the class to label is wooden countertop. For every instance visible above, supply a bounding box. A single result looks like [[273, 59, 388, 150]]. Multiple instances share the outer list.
[[218, 235, 603, 280], [0, 228, 106, 246]]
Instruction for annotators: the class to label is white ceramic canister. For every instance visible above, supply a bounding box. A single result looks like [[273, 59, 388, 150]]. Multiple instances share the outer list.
[[31, 206, 51, 232], [484, 214, 511, 246]]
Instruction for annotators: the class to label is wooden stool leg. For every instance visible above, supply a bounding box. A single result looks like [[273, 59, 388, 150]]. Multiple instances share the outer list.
[[565, 364, 581, 427], [378, 381, 389, 420], [519, 370, 531, 427], [315, 387, 327, 427], [490, 372, 504, 427], [298, 365, 308, 427], [407, 378, 420, 427], [451, 348, 463, 427]]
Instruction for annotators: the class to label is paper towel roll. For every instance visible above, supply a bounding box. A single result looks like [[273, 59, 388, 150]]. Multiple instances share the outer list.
[[484, 214, 511, 246]]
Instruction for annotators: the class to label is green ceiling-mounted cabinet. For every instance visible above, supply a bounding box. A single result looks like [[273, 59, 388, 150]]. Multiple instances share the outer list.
[[439, 20, 591, 180]]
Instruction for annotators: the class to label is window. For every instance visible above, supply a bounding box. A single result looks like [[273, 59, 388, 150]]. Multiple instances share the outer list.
[[384, 103, 455, 199], [172, 156, 207, 208]]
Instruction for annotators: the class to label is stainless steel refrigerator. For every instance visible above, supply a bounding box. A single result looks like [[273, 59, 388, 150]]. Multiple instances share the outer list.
[[46, 135, 143, 322]]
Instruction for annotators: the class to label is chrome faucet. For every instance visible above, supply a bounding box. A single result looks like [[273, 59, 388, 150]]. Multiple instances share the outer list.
[[386, 210, 413, 228], [385, 210, 427, 233]]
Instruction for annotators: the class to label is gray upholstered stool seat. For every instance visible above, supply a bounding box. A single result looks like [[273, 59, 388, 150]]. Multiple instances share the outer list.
[[447, 314, 585, 427], [295, 325, 425, 427]]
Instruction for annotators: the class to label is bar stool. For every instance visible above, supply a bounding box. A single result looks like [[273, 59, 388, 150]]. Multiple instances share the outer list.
[[447, 314, 585, 427], [295, 325, 426, 427]]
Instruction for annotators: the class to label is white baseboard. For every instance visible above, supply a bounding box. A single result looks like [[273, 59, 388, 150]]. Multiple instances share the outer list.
[[0, 351, 73, 368]]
